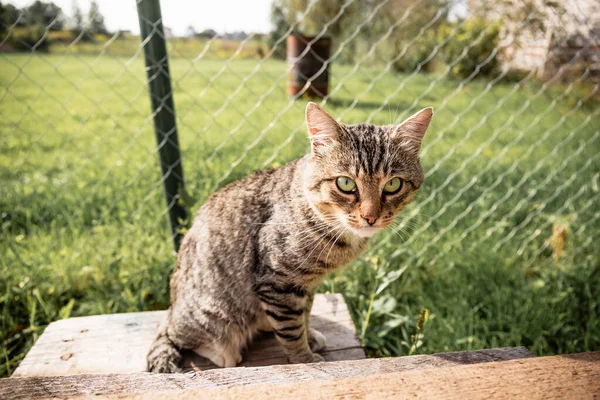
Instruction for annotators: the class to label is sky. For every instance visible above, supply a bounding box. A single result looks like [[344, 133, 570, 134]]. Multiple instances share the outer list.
[[10, 0, 468, 36], [10, 0, 274, 35]]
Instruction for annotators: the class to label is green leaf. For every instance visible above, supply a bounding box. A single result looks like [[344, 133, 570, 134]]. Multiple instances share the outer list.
[[58, 299, 75, 320], [372, 296, 397, 315], [375, 265, 408, 295]]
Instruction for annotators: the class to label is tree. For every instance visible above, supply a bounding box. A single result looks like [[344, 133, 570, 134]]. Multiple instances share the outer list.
[[268, 0, 363, 62], [438, 18, 501, 78], [88, 0, 107, 35], [268, 1, 290, 59], [185, 25, 196, 38], [471, 0, 567, 48], [71, 0, 83, 33], [0, 2, 5, 35], [24, 1, 64, 30], [273, 0, 362, 38], [268, 0, 451, 64], [1, 2, 23, 32], [197, 29, 217, 39], [375, 0, 451, 71]]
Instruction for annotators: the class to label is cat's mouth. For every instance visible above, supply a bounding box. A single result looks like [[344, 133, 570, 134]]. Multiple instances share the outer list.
[[346, 225, 383, 238]]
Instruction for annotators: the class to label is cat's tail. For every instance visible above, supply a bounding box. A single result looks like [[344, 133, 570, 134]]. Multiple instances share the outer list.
[[147, 317, 183, 373]]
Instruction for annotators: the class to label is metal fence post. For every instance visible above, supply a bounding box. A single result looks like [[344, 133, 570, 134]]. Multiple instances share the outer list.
[[136, 0, 187, 251]]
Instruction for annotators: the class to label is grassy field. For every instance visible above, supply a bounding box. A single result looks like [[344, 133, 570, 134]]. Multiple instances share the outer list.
[[1, 52, 599, 377], [2, 29, 268, 60]]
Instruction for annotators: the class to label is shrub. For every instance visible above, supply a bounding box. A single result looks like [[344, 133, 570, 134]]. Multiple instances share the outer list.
[[8, 25, 49, 52], [439, 18, 500, 79], [393, 31, 439, 74]]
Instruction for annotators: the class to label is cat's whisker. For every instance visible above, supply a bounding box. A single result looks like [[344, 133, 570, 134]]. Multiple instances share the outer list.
[[393, 214, 425, 230], [281, 217, 340, 241], [387, 221, 409, 242], [281, 222, 342, 258], [392, 226, 410, 243], [395, 214, 431, 236], [288, 224, 344, 284], [314, 227, 343, 266], [324, 227, 347, 268], [249, 213, 336, 226], [290, 223, 344, 275], [407, 210, 433, 219], [392, 221, 417, 234], [272, 221, 332, 236], [257, 215, 340, 253], [389, 218, 417, 239]]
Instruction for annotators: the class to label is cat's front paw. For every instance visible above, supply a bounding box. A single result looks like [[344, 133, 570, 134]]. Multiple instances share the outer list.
[[308, 328, 327, 352], [288, 351, 324, 364]]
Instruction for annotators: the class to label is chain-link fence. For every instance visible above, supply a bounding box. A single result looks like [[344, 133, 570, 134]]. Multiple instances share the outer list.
[[1, 0, 599, 377]]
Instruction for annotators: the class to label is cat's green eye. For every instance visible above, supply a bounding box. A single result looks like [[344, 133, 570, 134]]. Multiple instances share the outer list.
[[383, 178, 403, 194], [336, 176, 356, 193]]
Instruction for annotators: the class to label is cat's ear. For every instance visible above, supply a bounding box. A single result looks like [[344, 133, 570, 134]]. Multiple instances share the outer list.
[[392, 107, 433, 155], [306, 102, 342, 154]]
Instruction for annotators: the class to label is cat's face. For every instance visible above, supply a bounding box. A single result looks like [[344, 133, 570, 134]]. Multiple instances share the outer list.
[[303, 103, 433, 238]]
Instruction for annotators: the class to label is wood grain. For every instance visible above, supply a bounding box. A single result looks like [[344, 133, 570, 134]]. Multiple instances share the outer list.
[[13, 294, 364, 377], [1, 348, 533, 399], [82, 352, 600, 400]]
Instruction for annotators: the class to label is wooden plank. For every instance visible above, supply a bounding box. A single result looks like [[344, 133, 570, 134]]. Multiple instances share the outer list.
[[0, 348, 533, 399], [77, 352, 600, 400], [13, 294, 364, 377]]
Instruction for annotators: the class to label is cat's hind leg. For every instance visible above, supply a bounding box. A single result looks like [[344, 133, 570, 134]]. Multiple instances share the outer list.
[[308, 327, 327, 352], [193, 344, 242, 368], [147, 316, 184, 373]]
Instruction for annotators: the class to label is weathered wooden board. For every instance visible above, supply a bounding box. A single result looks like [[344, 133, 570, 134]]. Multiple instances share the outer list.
[[106, 351, 600, 400], [13, 294, 364, 377], [1, 348, 534, 399]]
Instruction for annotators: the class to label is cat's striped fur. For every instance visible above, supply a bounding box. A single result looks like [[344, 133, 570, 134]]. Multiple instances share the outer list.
[[147, 103, 433, 372]]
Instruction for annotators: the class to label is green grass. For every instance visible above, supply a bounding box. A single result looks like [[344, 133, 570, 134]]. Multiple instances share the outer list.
[[1, 53, 599, 376]]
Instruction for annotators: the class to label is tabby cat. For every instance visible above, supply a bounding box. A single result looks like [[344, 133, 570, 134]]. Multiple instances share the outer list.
[[147, 102, 433, 372]]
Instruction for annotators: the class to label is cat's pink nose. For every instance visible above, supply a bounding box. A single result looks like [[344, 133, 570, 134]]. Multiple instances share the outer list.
[[363, 216, 378, 226]]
